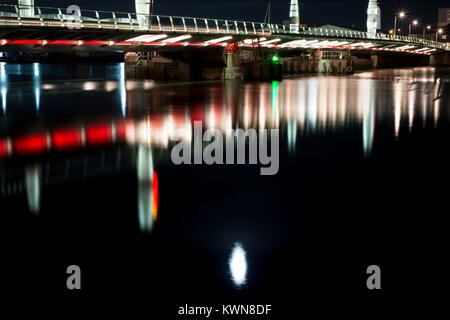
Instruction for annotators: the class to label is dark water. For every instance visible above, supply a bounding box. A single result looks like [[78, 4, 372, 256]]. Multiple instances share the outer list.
[[1, 63, 449, 314]]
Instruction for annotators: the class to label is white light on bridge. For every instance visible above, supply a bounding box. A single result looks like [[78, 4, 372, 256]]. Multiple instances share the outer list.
[[280, 39, 318, 48], [206, 36, 232, 43], [260, 38, 281, 45], [163, 35, 192, 43], [126, 34, 168, 42], [414, 47, 430, 52], [349, 42, 376, 48], [397, 45, 416, 50]]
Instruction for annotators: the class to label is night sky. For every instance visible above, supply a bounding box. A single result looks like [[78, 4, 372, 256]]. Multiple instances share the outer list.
[[2, 0, 449, 31]]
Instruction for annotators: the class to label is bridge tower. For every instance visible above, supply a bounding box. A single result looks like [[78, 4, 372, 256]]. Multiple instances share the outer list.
[[18, 0, 34, 17], [367, 0, 379, 38], [135, 0, 154, 29], [289, 0, 300, 33]]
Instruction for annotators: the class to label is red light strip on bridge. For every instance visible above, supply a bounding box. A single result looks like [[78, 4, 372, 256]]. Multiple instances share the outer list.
[[1, 39, 229, 48]]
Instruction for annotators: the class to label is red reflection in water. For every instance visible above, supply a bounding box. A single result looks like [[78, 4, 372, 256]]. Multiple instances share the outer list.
[[152, 171, 159, 220], [116, 121, 134, 141], [86, 125, 112, 145], [52, 129, 82, 150], [0, 139, 8, 157], [13, 134, 48, 155]]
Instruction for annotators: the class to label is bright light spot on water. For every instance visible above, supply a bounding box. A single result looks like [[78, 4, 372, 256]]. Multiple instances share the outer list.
[[229, 242, 247, 287], [120, 63, 126, 117], [33, 63, 40, 77], [0, 62, 6, 78], [1, 87, 6, 113], [42, 84, 55, 90], [83, 81, 97, 91]]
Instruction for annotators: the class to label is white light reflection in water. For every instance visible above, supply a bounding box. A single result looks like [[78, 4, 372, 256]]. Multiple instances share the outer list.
[[361, 80, 376, 157], [33, 63, 40, 112], [1, 62, 7, 113], [229, 242, 247, 288], [120, 63, 127, 117], [25, 164, 41, 215], [394, 82, 403, 139], [137, 145, 155, 233], [408, 87, 415, 133]]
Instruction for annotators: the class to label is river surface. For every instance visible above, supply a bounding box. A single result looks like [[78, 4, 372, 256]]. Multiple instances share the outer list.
[[1, 63, 449, 312]]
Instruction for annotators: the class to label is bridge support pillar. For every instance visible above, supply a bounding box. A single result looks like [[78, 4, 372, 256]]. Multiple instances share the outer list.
[[18, 0, 34, 17], [370, 55, 379, 69], [430, 52, 450, 67], [135, 0, 153, 29], [223, 44, 243, 81]]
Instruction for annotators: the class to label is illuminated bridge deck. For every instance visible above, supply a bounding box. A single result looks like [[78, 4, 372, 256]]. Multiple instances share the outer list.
[[0, 3, 448, 54]]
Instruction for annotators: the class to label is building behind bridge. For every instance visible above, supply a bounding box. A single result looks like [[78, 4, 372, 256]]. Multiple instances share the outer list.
[[438, 8, 449, 44]]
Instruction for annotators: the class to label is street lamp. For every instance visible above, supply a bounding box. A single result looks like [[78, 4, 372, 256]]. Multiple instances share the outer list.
[[394, 11, 406, 37], [436, 28, 443, 42], [423, 25, 431, 39], [409, 19, 418, 37]]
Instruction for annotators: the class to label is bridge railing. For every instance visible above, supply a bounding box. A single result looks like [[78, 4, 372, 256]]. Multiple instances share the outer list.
[[0, 3, 447, 50]]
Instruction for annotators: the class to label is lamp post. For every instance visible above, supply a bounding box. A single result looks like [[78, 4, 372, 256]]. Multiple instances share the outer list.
[[436, 28, 443, 42], [409, 20, 418, 37], [394, 11, 405, 37], [423, 25, 431, 39]]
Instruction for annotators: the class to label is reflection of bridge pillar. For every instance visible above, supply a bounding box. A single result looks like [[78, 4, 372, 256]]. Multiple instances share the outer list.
[[18, 0, 34, 17], [223, 44, 243, 81], [137, 145, 156, 233], [135, 0, 153, 29], [25, 163, 41, 215]]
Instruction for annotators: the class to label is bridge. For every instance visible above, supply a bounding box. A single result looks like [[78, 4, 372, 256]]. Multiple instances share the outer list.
[[0, 2, 448, 56]]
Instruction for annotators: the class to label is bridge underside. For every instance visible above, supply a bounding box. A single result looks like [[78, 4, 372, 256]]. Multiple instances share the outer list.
[[0, 26, 443, 56]]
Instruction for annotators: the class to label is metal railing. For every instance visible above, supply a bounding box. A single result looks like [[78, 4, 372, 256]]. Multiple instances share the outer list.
[[0, 3, 448, 51]]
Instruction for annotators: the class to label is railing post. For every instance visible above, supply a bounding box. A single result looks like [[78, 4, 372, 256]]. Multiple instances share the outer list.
[[194, 18, 198, 32], [204, 19, 210, 33], [128, 13, 133, 30], [215, 19, 219, 33], [96, 11, 101, 29], [14, 5, 22, 26], [226, 21, 230, 34], [170, 16, 174, 31], [182, 17, 187, 32], [112, 12, 118, 30], [57, 8, 64, 28], [243, 22, 248, 35], [260, 23, 264, 35], [157, 15, 162, 31], [234, 21, 239, 34], [252, 23, 256, 35], [37, 7, 43, 26]]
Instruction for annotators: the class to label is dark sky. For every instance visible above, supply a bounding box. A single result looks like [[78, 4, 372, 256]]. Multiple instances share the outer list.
[[3, 0, 449, 31]]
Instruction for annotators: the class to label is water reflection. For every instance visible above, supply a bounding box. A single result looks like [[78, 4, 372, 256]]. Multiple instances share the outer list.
[[137, 145, 159, 233], [33, 63, 40, 112], [1, 62, 7, 113], [0, 65, 449, 232], [25, 164, 41, 215], [229, 242, 247, 288]]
